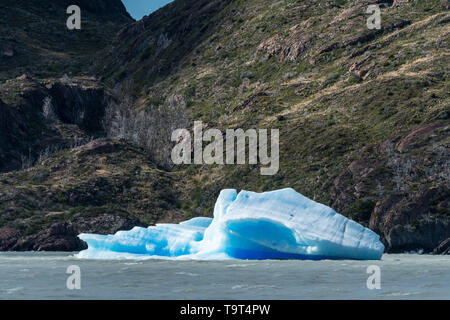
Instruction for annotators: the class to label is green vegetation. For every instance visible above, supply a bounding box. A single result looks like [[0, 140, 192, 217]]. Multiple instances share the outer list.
[[0, 0, 448, 252]]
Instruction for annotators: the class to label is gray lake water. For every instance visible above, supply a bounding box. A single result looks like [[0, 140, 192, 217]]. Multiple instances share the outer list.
[[0, 252, 448, 299]]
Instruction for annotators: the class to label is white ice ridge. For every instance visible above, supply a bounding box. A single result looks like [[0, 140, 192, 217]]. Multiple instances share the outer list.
[[77, 188, 384, 260]]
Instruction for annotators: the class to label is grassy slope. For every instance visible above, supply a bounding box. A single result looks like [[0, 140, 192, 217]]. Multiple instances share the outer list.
[[101, 0, 449, 250]]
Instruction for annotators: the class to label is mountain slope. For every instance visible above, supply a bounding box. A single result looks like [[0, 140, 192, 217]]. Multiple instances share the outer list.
[[0, 0, 132, 80], [0, 139, 183, 251], [102, 0, 450, 252], [0, 0, 449, 253]]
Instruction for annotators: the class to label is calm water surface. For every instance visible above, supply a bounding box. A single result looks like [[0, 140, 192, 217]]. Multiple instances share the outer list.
[[0, 252, 448, 299]]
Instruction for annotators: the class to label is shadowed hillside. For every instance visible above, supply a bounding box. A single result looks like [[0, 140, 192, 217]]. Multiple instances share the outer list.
[[0, 0, 132, 80]]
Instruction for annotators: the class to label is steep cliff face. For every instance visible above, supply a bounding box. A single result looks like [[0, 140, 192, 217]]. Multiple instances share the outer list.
[[0, 139, 183, 251], [102, 0, 233, 83], [0, 0, 448, 253], [0, 0, 133, 172], [0, 75, 108, 172]]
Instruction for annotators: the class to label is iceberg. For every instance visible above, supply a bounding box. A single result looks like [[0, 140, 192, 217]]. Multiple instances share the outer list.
[[77, 188, 384, 260]]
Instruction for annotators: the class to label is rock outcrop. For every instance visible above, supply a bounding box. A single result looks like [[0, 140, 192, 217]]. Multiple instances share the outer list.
[[10, 223, 86, 252], [0, 0, 132, 80], [0, 44, 14, 57], [0, 76, 109, 172], [433, 238, 450, 255]]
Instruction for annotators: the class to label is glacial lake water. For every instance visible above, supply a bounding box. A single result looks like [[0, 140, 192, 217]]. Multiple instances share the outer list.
[[0, 252, 448, 299]]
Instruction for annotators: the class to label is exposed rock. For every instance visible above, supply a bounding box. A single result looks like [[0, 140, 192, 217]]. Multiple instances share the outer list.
[[0, 228, 20, 250], [371, 187, 450, 253], [257, 35, 282, 59], [1, 44, 14, 57], [0, 216, 147, 252], [433, 238, 450, 255], [0, 1, 132, 81], [348, 159, 378, 178], [330, 7, 358, 25], [69, 0, 131, 15], [343, 32, 378, 48], [0, 0, 449, 255], [102, 87, 189, 170], [396, 122, 447, 153], [356, 69, 370, 79], [370, 194, 403, 233], [257, 21, 314, 62], [393, 0, 412, 7], [157, 33, 172, 50], [110, 0, 233, 70], [385, 220, 450, 253], [74, 214, 145, 235], [0, 79, 108, 172], [317, 42, 339, 55], [281, 33, 313, 61], [76, 140, 118, 156], [167, 94, 186, 108], [12, 222, 86, 251], [17, 73, 32, 81]]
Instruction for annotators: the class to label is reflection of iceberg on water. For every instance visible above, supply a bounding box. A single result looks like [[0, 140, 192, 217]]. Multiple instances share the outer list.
[[77, 188, 384, 260]]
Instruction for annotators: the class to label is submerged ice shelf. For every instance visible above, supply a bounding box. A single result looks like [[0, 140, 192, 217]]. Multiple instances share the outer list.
[[77, 188, 384, 260]]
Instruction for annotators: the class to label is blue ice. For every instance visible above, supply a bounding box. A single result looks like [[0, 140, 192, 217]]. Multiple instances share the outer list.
[[77, 188, 384, 260]]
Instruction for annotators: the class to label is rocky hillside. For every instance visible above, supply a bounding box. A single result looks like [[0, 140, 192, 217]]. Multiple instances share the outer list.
[[0, 0, 132, 80], [0, 0, 449, 253], [0, 139, 183, 251]]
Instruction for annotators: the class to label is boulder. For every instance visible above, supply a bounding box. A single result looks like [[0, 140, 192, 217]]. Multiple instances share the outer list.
[[433, 238, 450, 255]]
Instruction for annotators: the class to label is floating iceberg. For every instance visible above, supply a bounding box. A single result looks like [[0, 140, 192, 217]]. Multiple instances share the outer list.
[[77, 188, 384, 260]]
